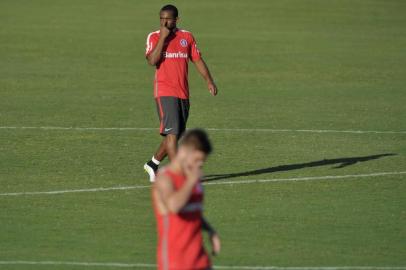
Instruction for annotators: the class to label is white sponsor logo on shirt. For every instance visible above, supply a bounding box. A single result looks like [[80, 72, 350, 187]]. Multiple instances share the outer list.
[[163, 51, 188, 59]]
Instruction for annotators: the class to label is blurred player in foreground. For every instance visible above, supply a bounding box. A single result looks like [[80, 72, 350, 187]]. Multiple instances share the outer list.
[[144, 4, 218, 182], [152, 129, 221, 270]]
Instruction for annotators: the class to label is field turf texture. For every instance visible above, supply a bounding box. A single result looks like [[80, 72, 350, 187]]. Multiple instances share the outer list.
[[0, 0, 405, 269]]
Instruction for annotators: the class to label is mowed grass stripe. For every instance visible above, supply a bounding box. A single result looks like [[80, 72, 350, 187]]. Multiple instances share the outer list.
[[1, 171, 405, 197], [0, 260, 405, 270], [1, 126, 406, 134]]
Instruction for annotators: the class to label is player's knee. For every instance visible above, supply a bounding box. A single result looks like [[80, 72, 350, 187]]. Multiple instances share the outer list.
[[165, 134, 177, 147]]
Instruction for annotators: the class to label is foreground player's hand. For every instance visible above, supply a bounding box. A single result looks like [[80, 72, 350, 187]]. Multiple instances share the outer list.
[[184, 161, 202, 185], [208, 81, 218, 96], [210, 232, 221, 256]]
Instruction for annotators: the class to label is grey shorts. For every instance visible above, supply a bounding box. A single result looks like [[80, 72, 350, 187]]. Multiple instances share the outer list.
[[155, 97, 190, 136]]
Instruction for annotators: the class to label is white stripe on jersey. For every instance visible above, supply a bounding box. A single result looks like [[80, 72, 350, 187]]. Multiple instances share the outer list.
[[162, 215, 169, 270], [145, 30, 159, 54]]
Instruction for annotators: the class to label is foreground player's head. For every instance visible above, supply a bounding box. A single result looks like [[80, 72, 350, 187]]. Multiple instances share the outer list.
[[177, 129, 212, 168], [160, 4, 178, 30]]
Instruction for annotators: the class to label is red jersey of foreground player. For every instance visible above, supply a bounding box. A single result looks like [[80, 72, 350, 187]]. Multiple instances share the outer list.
[[145, 28, 201, 99], [154, 168, 211, 270]]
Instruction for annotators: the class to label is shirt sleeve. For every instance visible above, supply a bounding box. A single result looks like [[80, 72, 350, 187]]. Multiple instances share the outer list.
[[145, 32, 158, 57], [189, 35, 202, 62]]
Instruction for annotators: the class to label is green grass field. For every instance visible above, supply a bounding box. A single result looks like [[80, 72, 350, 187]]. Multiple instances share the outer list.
[[1, 0, 406, 269]]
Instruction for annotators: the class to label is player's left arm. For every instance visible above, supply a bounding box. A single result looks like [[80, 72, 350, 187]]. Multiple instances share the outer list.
[[193, 58, 218, 96], [202, 216, 221, 255]]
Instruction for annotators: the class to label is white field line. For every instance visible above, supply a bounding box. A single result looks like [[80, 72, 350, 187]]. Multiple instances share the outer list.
[[0, 261, 153, 268], [0, 171, 405, 197], [0, 185, 150, 196], [0, 261, 405, 270], [215, 267, 406, 270], [0, 126, 405, 134], [0, 126, 155, 131]]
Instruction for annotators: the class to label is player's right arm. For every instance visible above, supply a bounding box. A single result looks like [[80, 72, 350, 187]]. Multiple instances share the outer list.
[[146, 23, 171, 66], [202, 217, 221, 256], [154, 167, 200, 214]]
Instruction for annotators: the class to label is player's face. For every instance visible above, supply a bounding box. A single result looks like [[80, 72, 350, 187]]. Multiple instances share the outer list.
[[185, 150, 206, 169], [179, 146, 207, 170], [160, 11, 177, 30]]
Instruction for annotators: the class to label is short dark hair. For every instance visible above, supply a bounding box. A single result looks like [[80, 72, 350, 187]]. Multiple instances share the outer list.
[[160, 4, 178, 18], [179, 129, 212, 155]]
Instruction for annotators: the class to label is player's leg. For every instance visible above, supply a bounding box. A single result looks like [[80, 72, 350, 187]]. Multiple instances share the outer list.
[[144, 97, 181, 182], [149, 98, 189, 179], [161, 97, 182, 160], [156, 96, 181, 161], [152, 133, 176, 161], [164, 134, 177, 160], [144, 97, 167, 182], [149, 132, 176, 162], [144, 136, 171, 183], [144, 137, 167, 183], [153, 139, 167, 161], [178, 98, 190, 137]]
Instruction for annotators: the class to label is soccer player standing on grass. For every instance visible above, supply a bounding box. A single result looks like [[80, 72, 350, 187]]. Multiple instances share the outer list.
[[152, 129, 221, 270], [144, 4, 218, 182]]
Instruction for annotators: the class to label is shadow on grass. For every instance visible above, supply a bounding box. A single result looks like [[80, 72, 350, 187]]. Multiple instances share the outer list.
[[203, 153, 397, 182]]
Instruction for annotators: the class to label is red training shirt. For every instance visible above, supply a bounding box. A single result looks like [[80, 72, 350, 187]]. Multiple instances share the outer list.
[[145, 28, 202, 99], [153, 168, 211, 270]]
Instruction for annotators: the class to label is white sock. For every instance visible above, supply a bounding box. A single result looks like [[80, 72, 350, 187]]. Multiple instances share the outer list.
[[152, 156, 160, 166]]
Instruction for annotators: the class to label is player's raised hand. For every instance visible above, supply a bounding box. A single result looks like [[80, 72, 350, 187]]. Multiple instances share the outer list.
[[184, 158, 202, 185], [210, 232, 221, 256], [160, 22, 171, 39], [208, 81, 218, 96]]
